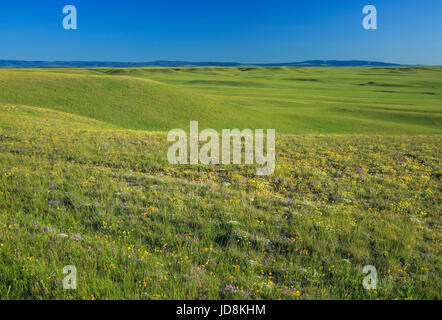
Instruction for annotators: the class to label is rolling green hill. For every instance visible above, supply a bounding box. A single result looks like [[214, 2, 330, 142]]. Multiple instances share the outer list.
[[0, 66, 441, 134]]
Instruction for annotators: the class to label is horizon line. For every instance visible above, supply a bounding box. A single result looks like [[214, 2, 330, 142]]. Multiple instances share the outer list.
[[0, 59, 431, 68]]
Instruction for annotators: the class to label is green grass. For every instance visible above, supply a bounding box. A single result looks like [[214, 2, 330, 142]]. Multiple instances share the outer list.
[[0, 67, 441, 300], [0, 66, 441, 134]]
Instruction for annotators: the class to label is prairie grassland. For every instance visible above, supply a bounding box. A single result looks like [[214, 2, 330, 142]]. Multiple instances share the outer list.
[[0, 66, 441, 133], [0, 67, 441, 300]]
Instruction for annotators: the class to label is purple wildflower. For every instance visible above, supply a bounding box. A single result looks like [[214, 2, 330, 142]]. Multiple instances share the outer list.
[[44, 226, 56, 233], [223, 285, 238, 292], [71, 234, 83, 241]]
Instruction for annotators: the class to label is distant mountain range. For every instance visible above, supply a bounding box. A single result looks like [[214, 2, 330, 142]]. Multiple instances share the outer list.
[[0, 59, 406, 68]]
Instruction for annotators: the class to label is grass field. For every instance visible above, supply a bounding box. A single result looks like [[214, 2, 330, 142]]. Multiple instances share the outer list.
[[0, 67, 441, 299], [1, 66, 441, 134]]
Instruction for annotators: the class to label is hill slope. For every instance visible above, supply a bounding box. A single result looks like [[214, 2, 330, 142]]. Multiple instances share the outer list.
[[0, 67, 441, 134], [0, 103, 440, 299]]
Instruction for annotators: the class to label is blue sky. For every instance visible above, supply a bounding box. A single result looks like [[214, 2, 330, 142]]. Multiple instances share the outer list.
[[0, 0, 441, 64]]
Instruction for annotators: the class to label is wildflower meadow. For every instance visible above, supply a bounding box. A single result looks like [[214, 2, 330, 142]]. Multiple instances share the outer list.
[[0, 66, 441, 299]]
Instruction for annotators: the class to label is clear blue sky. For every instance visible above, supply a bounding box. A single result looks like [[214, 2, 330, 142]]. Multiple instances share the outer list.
[[0, 0, 441, 65]]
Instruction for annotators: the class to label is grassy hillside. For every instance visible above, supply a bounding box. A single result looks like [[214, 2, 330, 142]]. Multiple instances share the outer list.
[[0, 67, 441, 134], [0, 67, 441, 300]]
